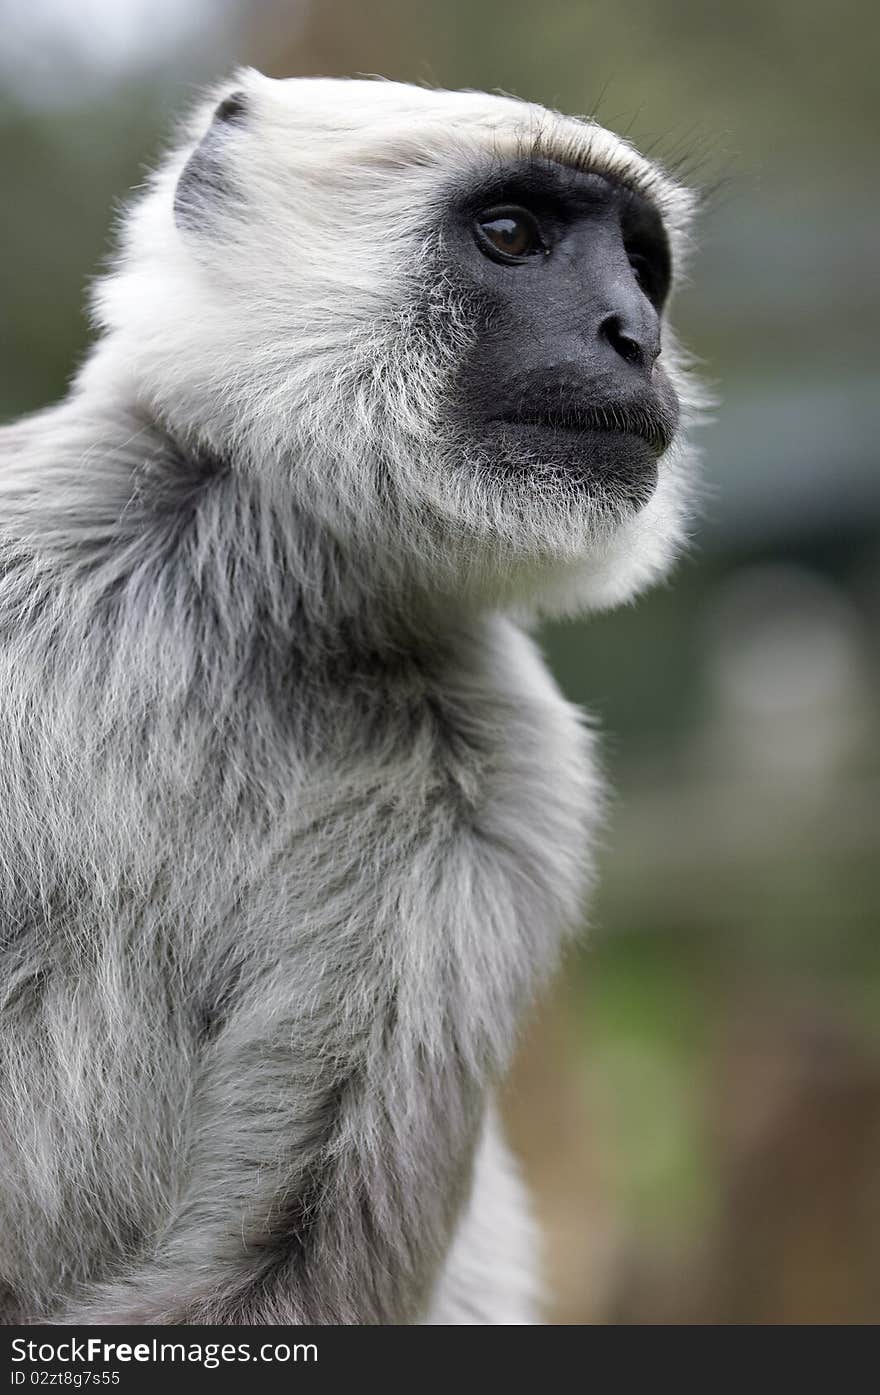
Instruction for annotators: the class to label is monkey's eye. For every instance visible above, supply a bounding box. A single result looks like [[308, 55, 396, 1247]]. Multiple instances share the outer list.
[[627, 252, 652, 293], [474, 206, 546, 264], [626, 248, 668, 307]]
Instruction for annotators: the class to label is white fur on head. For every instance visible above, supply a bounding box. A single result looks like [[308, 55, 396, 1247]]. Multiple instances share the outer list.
[[83, 69, 701, 619]]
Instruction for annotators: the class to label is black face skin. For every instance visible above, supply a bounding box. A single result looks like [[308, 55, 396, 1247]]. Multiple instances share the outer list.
[[444, 159, 681, 507]]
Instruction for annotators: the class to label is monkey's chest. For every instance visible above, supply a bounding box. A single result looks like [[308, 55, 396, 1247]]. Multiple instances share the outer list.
[[346, 672, 600, 1064], [459, 693, 598, 944]]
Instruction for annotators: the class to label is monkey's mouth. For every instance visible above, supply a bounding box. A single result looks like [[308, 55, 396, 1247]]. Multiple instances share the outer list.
[[493, 402, 676, 457]]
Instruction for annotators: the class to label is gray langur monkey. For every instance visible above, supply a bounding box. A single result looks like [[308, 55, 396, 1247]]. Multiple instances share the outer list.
[[0, 71, 700, 1324]]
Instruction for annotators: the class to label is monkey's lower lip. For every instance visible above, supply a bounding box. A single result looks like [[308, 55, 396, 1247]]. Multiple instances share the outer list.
[[493, 410, 672, 456]]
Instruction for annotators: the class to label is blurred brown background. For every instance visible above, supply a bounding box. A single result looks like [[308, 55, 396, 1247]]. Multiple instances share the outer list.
[[2, 0, 878, 1325]]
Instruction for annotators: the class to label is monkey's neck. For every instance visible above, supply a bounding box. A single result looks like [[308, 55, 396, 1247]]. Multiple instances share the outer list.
[[14, 394, 479, 694], [3, 392, 519, 833]]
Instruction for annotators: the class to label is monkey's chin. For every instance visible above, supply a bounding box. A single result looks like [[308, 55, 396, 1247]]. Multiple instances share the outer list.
[[476, 423, 661, 511]]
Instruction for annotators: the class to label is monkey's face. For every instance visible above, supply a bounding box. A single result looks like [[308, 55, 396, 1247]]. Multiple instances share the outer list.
[[95, 74, 700, 617], [383, 153, 698, 614], [445, 161, 679, 510]]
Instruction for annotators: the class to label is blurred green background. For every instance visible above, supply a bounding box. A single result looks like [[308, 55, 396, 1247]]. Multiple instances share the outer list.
[[2, 0, 878, 1324]]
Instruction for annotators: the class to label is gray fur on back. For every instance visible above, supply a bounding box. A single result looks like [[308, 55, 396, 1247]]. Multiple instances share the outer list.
[[0, 71, 698, 1323]]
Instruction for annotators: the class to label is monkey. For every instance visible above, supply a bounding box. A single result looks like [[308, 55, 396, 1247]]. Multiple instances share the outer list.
[[0, 70, 700, 1325]]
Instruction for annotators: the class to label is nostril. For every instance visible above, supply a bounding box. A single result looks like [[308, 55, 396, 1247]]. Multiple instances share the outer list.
[[617, 331, 642, 365], [600, 313, 658, 371]]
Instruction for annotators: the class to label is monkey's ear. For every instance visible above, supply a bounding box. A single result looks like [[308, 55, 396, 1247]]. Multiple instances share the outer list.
[[173, 91, 249, 233]]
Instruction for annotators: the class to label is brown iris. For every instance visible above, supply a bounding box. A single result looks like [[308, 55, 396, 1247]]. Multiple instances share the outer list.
[[474, 206, 544, 263]]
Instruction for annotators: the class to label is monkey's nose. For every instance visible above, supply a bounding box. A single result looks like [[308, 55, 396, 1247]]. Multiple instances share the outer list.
[[599, 310, 661, 375]]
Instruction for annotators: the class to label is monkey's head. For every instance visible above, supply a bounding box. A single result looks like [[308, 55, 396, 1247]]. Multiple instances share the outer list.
[[90, 71, 701, 618]]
